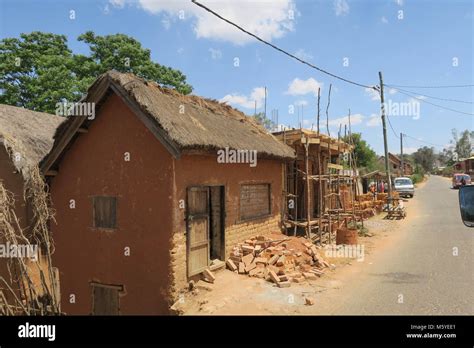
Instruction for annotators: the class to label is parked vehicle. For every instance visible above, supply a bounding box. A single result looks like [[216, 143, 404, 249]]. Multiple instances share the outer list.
[[458, 185, 474, 227], [393, 177, 415, 198], [452, 173, 471, 189]]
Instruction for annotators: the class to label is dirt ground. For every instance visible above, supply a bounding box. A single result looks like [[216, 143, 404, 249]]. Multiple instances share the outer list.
[[175, 201, 411, 315]]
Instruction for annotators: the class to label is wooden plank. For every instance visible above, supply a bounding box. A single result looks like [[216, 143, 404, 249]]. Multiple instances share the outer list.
[[327, 163, 343, 170], [187, 187, 210, 277]]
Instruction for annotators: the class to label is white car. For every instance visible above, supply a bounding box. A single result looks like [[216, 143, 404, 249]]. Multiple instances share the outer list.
[[394, 177, 415, 198]]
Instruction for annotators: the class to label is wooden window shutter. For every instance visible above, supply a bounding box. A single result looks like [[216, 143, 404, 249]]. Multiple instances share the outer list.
[[93, 196, 117, 229]]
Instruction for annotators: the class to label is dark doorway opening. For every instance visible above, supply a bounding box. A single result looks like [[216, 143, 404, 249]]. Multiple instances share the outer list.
[[209, 186, 225, 261]]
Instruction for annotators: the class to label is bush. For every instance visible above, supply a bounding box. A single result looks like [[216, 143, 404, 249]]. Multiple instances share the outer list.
[[411, 173, 424, 184], [441, 167, 454, 177]]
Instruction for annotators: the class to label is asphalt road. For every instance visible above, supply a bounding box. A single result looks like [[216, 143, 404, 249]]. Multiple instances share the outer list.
[[317, 175, 474, 315]]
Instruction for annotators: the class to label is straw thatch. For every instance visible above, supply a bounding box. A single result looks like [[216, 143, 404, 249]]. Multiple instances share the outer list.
[[0, 104, 65, 179], [48, 71, 294, 162]]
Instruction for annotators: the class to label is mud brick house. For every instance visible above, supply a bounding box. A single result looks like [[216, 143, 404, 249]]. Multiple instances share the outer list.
[[41, 71, 294, 315], [379, 152, 413, 176], [0, 104, 64, 307], [454, 156, 474, 179]]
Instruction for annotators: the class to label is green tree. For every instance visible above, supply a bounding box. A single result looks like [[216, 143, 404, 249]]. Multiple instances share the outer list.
[[451, 129, 472, 159], [438, 148, 455, 167], [343, 133, 378, 171], [0, 32, 83, 113], [412, 146, 436, 172], [253, 112, 274, 130], [76, 31, 192, 95], [0, 31, 193, 114]]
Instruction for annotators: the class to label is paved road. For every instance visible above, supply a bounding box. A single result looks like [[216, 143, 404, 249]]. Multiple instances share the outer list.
[[316, 175, 473, 315]]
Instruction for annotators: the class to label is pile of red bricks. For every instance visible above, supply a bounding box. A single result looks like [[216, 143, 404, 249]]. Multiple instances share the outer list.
[[226, 234, 330, 288]]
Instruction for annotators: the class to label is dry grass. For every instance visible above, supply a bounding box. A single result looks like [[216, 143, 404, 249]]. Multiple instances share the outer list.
[[0, 139, 60, 315]]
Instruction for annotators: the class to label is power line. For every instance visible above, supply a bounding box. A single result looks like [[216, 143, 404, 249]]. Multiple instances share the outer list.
[[386, 114, 444, 148], [394, 89, 474, 116], [387, 83, 474, 89], [403, 134, 445, 148], [387, 85, 473, 104], [386, 113, 399, 138], [192, 0, 376, 90]]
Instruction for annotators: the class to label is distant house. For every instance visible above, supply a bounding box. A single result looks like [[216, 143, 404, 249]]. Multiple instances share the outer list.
[[378, 153, 413, 176], [454, 156, 474, 179], [0, 104, 64, 308], [41, 71, 294, 315]]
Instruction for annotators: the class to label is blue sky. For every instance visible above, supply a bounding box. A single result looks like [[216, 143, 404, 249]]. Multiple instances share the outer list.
[[1, 0, 473, 155]]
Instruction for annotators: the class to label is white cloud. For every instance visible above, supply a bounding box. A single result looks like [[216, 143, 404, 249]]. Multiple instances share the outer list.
[[327, 113, 364, 127], [111, 0, 298, 45], [395, 0, 404, 6], [389, 88, 397, 95], [109, 0, 125, 8], [294, 48, 313, 61], [285, 78, 323, 97], [220, 87, 266, 109], [381, 16, 388, 24], [365, 87, 380, 101], [334, 0, 350, 16], [366, 113, 381, 127], [209, 48, 222, 60]]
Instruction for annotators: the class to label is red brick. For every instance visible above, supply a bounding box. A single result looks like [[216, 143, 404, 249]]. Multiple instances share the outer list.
[[226, 259, 238, 272], [277, 281, 291, 288], [268, 270, 280, 284]]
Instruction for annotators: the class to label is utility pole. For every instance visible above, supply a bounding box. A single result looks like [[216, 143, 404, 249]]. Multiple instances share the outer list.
[[378, 71, 392, 201], [400, 133, 404, 176]]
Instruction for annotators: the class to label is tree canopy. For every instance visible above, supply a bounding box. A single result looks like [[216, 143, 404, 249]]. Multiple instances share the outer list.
[[413, 146, 436, 172], [343, 132, 379, 172], [0, 31, 193, 114], [253, 112, 274, 130]]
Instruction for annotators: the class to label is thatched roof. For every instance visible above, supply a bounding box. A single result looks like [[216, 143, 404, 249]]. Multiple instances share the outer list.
[[0, 104, 65, 178], [44, 71, 294, 171]]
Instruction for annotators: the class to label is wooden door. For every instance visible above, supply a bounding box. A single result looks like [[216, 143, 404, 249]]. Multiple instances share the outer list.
[[91, 283, 121, 315], [187, 187, 210, 277]]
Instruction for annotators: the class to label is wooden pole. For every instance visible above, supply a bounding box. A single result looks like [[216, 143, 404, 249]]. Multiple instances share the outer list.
[[317, 87, 321, 135], [305, 137, 311, 239], [379, 72, 392, 202], [347, 111, 356, 223], [328, 160, 332, 245], [318, 144, 323, 243], [326, 84, 332, 137], [400, 133, 404, 176], [294, 146, 298, 236]]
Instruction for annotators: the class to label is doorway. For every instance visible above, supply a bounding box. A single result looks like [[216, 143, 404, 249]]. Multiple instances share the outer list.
[[186, 186, 225, 277]]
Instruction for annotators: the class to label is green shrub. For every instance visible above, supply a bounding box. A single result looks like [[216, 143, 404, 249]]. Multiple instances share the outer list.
[[411, 173, 424, 184]]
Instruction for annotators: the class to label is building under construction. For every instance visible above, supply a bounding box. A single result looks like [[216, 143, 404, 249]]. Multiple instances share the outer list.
[[274, 129, 362, 245]]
